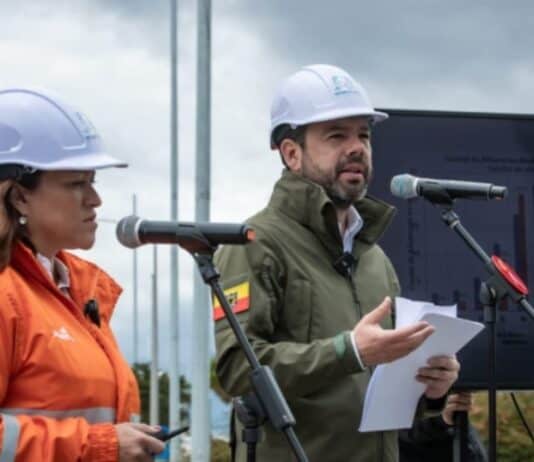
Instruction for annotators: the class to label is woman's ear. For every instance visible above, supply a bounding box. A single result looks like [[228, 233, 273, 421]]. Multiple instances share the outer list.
[[0, 181, 14, 234], [7, 184, 30, 216], [279, 139, 303, 173]]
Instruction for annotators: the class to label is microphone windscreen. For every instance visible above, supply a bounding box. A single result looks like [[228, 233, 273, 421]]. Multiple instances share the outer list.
[[390, 174, 418, 199], [116, 215, 142, 249]]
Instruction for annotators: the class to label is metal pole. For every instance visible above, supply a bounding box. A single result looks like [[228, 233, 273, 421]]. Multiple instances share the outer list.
[[132, 194, 139, 365], [169, 0, 181, 459], [150, 245, 160, 426], [192, 0, 212, 459]]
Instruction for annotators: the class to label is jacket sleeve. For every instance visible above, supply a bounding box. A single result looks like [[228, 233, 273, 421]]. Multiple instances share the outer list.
[[398, 416, 488, 462], [214, 236, 364, 401], [0, 297, 119, 462]]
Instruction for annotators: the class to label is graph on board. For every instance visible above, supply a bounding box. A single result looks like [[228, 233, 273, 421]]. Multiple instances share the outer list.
[[371, 111, 534, 388]]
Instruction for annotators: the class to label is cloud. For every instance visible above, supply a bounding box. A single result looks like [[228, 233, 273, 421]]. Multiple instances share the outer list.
[[0, 0, 285, 373], [215, 0, 534, 112], [2, 0, 534, 375]]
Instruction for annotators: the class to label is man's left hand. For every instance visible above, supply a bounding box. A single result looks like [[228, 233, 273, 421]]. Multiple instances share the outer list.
[[416, 355, 460, 399]]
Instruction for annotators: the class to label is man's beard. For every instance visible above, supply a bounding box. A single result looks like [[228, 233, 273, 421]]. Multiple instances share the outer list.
[[302, 153, 372, 208]]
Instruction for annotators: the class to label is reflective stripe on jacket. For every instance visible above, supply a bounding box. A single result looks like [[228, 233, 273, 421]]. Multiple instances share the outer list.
[[0, 243, 140, 462]]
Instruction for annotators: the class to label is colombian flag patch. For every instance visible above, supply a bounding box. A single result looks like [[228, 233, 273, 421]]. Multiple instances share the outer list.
[[213, 281, 250, 321]]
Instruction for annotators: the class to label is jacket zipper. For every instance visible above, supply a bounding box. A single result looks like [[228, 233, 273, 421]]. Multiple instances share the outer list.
[[346, 274, 363, 320], [347, 272, 385, 462]]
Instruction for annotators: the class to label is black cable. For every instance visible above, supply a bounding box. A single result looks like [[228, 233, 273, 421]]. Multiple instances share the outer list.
[[510, 392, 534, 444], [153, 425, 189, 442]]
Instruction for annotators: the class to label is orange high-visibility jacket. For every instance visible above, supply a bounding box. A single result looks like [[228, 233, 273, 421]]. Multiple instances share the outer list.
[[0, 243, 140, 461]]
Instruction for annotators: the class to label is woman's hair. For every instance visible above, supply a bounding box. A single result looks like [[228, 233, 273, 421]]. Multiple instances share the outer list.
[[0, 169, 42, 271]]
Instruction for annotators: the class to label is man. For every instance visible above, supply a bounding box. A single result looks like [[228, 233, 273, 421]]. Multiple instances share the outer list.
[[214, 64, 460, 462]]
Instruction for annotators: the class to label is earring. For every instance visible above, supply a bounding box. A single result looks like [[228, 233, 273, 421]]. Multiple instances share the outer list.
[[18, 216, 27, 225]]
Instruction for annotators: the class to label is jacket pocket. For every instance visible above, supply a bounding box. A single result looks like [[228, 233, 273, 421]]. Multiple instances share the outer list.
[[280, 278, 312, 342]]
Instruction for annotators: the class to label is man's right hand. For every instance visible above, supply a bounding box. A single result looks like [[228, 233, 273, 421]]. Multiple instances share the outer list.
[[115, 423, 166, 462], [353, 297, 435, 367]]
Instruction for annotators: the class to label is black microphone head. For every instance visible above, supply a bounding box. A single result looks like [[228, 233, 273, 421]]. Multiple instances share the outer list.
[[116, 215, 143, 249], [489, 185, 507, 200], [390, 174, 419, 199]]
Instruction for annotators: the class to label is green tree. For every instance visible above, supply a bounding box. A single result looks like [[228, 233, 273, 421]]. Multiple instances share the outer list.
[[131, 362, 191, 425]]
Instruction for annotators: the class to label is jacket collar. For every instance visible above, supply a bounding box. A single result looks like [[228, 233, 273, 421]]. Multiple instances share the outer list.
[[269, 170, 396, 255], [10, 242, 122, 322]]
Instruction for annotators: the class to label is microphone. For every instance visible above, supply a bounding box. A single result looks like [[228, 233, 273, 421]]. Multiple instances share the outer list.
[[390, 174, 507, 202], [333, 252, 357, 278], [116, 215, 255, 252], [84, 299, 100, 327]]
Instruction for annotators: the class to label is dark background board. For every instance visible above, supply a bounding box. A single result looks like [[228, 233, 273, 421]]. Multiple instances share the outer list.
[[370, 109, 534, 389]]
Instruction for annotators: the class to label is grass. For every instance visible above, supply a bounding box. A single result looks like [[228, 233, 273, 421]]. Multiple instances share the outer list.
[[201, 392, 534, 461], [180, 438, 231, 462], [470, 390, 534, 462]]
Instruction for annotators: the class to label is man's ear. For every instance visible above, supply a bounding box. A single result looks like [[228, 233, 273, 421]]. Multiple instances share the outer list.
[[279, 139, 303, 173], [7, 184, 30, 216]]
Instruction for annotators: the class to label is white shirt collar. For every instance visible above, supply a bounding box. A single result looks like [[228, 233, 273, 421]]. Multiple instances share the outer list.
[[338, 205, 364, 253], [36, 253, 71, 291]]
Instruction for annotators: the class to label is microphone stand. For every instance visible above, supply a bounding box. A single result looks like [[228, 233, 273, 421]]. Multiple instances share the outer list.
[[421, 185, 534, 462], [189, 246, 309, 462], [452, 410, 469, 462]]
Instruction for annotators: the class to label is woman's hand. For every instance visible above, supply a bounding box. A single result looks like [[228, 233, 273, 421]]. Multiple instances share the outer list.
[[115, 422, 166, 461]]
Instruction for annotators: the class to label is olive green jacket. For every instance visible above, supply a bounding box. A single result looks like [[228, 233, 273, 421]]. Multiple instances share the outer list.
[[215, 170, 401, 462]]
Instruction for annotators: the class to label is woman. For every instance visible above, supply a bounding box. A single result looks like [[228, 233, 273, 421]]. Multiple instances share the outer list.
[[0, 88, 164, 461]]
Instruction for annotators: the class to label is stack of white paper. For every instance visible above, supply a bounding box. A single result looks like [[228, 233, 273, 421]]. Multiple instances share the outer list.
[[358, 297, 484, 432]]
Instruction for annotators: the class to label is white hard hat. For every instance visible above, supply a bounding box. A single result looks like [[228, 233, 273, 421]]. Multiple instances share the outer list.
[[0, 88, 127, 171], [270, 64, 388, 148]]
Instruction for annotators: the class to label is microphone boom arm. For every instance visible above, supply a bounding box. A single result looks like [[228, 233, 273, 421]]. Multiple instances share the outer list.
[[436, 206, 534, 462], [191, 249, 309, 462], [441, 208, 534, 316]]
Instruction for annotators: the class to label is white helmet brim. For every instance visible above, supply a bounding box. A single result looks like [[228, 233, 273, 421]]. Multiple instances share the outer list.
[[0, 152, 128, 171], [283, 108, 389, 128]]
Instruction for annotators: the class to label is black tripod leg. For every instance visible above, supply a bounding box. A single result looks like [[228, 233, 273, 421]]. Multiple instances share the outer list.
[[481, 283, 498, 462], [453, 411, 469, 462], [230, 406, 237, 462], [234, 395, 264, 462], [244, 429, 257, 462]]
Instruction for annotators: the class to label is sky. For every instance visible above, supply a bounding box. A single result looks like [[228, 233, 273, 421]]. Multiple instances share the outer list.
[[1, 0, 534, 376]]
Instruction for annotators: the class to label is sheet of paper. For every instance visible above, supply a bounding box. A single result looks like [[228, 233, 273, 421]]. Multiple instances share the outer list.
[[358, 299, 484, 432], [395, 296, 457, 328]]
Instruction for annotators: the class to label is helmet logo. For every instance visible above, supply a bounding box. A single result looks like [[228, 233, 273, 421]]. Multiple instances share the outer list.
[[332, 75, 356, 96], [74, 111, 98, 139]]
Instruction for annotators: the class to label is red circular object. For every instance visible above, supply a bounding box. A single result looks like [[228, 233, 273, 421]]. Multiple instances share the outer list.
[[492, 255, 529, 295]]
